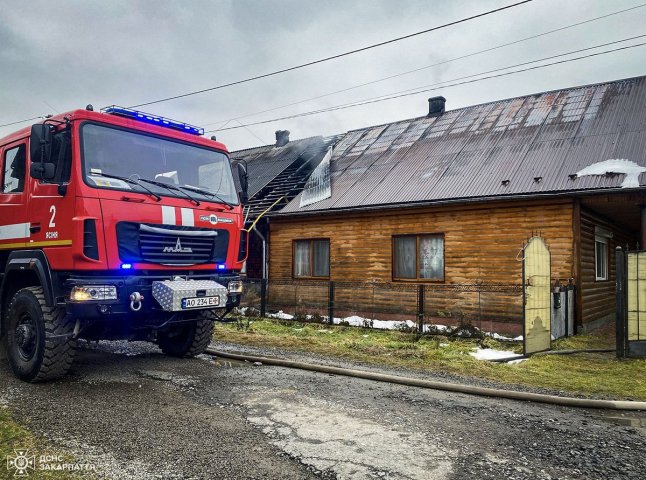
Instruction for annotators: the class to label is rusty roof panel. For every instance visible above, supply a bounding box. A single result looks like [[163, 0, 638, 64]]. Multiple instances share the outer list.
[[280, 75, 646, 215]]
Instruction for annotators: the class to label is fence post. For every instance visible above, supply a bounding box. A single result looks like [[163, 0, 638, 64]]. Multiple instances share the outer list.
[[616, 247, 626, 359], [328, 281, 335, 324], [260, 279, 267, 318], [417, 284, 424, 333]]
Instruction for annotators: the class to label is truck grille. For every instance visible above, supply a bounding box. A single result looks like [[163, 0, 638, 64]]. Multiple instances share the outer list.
[[116, 222, 229, 266]]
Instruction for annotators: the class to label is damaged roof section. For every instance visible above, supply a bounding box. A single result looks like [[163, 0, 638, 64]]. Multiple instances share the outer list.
[[281, 75, 646, 214], [230, 132, 339, 219]]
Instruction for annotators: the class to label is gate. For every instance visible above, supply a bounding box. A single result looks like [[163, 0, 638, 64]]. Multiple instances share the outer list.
[[617, 249, 646, 357], [523, 236, 552, 355]]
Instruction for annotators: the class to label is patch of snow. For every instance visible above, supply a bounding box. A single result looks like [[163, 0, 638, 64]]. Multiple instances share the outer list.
[[489, 332, 514, 341], [506, 358, 528, 365], [470, 348, 523, 362], [576, 159, 646, 188], [267, 311, 521, 342], [267, 310, 294, 320]]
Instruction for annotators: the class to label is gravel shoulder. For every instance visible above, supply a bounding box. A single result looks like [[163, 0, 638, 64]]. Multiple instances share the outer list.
[[1, 339, 645, 480]]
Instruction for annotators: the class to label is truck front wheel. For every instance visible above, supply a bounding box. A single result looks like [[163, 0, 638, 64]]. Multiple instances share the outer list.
[[157, 311, 214, 358], [5, 287, 76, 382]]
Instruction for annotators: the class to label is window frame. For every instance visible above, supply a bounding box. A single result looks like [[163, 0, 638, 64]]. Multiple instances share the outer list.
[[392, 233, 445, 282], [78, 120, 239, 205], [292, 238, 330, 279], [2, 142, 27, 194], [594, 235, 609, 281]]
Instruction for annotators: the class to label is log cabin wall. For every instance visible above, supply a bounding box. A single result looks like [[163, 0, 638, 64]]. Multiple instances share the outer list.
[[578, 207, 637, 331], [268, 198, 576, 329]]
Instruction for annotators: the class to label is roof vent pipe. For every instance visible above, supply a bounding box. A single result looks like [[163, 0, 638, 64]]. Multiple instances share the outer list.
[[275, 130, 290, 147], [427, 96, 446, 117]]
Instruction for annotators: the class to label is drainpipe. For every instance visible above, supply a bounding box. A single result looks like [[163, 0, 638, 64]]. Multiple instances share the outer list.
[[641, 205, 646, 250]]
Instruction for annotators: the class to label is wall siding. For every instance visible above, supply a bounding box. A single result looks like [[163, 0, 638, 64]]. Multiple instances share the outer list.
[[270, 200, 574, 283], [579, 208, 637, 326], [268, 200, 575, 327]]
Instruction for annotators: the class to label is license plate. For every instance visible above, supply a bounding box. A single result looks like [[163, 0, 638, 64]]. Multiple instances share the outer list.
[[181, 296, 220, 309]]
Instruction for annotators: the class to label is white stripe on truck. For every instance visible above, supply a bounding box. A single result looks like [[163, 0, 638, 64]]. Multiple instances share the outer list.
[[180, 208, 194, 227], [161, 206, 176, 225], [0, 223, 30, 240]]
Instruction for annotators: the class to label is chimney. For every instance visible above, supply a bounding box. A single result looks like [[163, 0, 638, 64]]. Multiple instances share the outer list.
[[275, 130, 290, 147], [427, 96, 446, 117]]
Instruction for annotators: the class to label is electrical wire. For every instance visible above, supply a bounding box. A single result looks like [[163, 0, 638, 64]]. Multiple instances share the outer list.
[[204, 3, 646, 128], [0, 116, 43, 129], [127, 0, 534, 108], [209, 40, 646, 133], [333, 34, 646, 108]]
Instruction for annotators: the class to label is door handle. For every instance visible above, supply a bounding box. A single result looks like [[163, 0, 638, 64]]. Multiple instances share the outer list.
[[30, 223, 41, 234], [121, 196, 145, 203]]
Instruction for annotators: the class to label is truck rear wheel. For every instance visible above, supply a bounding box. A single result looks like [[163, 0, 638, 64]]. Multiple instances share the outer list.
[[157, 311, 214, 358], [5, 287, 76, 382]]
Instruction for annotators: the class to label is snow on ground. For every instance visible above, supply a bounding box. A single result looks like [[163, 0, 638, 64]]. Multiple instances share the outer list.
[[263, 311, 522, 341], [267, 310, 294, 320], [470, 348, 525, 362]]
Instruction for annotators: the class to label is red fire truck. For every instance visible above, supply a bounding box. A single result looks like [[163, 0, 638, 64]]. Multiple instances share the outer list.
[[0, 106, 248, 382]]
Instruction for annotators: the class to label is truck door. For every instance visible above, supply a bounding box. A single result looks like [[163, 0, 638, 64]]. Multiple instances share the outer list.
[[0, 142, 29, 253], [27, 128, 74, 255]]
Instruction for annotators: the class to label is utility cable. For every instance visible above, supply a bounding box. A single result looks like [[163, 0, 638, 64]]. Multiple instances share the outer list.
[[205, 3, 646, 128], [128, 0, 534, 108], [0, 116, 43, 129], [210, 40, 646, 133]]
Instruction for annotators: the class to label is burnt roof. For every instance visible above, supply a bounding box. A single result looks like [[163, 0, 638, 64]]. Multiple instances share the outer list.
[[279, 75, 646, 215], [230, 135, 338, 219]]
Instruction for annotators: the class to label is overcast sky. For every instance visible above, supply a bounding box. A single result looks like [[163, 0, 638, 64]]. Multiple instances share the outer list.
[[0, 0, 644, 150]]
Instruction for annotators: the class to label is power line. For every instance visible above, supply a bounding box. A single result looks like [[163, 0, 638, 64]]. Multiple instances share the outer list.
[[210, 40, 646, 133], [0, 115, 43, 129], [128, 0, 534, 109], [337, 34, 646, 107], [204, 3, 646, 128]]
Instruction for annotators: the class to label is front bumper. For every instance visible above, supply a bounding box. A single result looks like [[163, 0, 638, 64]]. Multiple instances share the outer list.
[[63, 272, 241, 324]]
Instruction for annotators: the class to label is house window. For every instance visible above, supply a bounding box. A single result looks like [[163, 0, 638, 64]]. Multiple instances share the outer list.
[[293, 239, 330, 278], [594, 226, 612, 281], [393, 234, 444, 281]]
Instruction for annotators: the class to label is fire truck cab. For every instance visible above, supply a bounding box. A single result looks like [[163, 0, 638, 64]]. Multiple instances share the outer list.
[[0, 106, 248, 382]]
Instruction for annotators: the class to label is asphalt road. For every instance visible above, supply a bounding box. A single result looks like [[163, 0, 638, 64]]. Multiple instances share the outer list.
[[1, 340, 645, 480]]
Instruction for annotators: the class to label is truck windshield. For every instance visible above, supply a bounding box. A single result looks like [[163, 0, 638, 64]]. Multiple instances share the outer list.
[[80, 123, 238, 205]]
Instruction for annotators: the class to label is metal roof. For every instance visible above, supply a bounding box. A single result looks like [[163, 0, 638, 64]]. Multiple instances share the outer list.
[[280, 75, 646, 215], [230, 135, 338, 218]]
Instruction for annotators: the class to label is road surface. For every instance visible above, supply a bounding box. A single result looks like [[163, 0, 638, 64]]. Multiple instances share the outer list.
[[1, 340, 644, 479]]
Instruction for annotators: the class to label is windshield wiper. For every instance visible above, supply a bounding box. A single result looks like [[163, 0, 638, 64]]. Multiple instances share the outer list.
[[177, 184, 235, 210], [135, 177, 201, 206], [90, 171, 161, 202]]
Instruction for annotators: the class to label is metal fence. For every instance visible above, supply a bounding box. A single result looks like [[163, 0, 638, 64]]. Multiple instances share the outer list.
[[239, 278, 524, 337]]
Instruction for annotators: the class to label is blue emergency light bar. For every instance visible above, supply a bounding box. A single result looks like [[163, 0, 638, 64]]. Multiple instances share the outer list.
[[101, 106, 204, 136]]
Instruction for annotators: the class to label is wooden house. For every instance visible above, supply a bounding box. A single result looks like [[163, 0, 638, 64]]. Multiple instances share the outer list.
[[265, 75, 646, 334]]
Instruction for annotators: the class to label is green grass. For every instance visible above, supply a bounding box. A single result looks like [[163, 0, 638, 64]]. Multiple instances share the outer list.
[[0, 407, 89, 479], [217, 318, 646, 401]]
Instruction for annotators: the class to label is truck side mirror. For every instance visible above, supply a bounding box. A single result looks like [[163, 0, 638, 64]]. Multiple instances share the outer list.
[[30, 124, 53, 165], [30, 162, 56, 180], [237, 162, 249, 204]]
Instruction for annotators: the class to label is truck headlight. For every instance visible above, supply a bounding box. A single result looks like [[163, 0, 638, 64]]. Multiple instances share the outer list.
[[227, 281, 243, 294], [71, 285, 118, 301]]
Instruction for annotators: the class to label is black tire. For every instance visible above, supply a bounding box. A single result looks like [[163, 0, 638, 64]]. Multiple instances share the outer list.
[[5, 287, 76, 382], [157, 311, 214, 358]]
